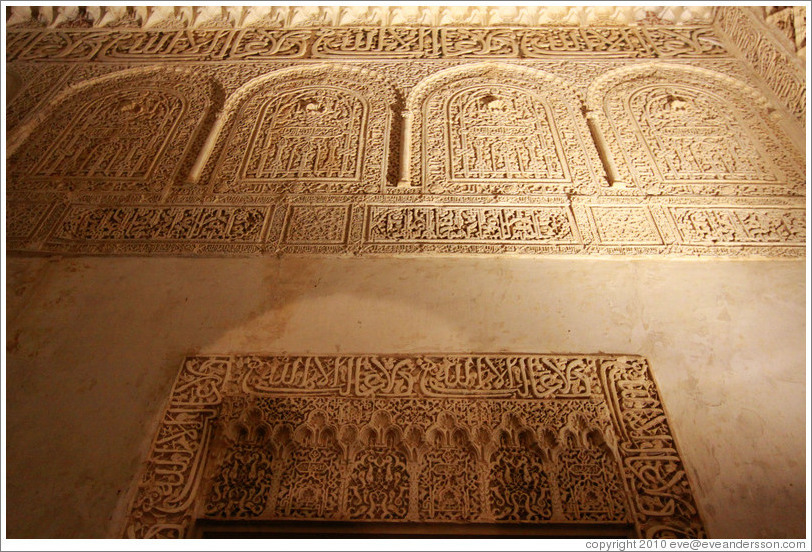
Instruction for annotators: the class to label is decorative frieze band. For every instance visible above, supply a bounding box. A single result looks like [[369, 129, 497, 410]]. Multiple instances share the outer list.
[[43, 204, 272, 256], [6, 26, 729, 62], [123, 354, 705, 538], [7, 196, 803, 258], [365, 204, 580, 245], [5, 6, 716, 31]]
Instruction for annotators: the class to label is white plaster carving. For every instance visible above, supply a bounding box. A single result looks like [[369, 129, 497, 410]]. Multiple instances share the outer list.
[[405, 63, 604, 195], [5, 19, 805, 260], [123, 354, 705, 538], [8, 67, 219, 199], [6, 6, 716, 30], [199, 64, 396, 197], [5, 26, 729, 62], [585, 63, 805, 197]]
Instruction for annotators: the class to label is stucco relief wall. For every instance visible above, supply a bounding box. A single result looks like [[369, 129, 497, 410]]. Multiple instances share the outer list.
[[6, 19, 806, 258], [4, 6, 806, 540], [5, 257, 806, 538]]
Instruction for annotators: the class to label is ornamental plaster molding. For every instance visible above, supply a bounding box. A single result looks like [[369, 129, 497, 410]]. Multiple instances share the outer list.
[[122, 354, 706, 538], [5, 11, 805, 260], [6, 6, 716, 30]]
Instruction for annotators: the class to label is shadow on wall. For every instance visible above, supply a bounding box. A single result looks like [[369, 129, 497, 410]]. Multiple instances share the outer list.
[[4, 255, 807, 538]]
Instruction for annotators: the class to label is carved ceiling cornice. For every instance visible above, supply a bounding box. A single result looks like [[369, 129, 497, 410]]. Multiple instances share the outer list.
[[753, 5, 806, 59], [5, 5, 717, 30]]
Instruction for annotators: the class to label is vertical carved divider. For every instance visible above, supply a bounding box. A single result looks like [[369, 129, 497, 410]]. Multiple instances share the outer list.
[[599, 357, 706, 538], [584, 109, 627, 189], [122, 356, 230, 538], [396, 110, 413, 187]]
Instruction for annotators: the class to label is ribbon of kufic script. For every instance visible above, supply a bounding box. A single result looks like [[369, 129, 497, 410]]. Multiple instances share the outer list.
[[7, 26, 728, 62]]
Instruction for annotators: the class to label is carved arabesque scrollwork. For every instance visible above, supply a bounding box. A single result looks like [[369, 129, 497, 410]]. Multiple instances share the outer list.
[[124, 354, 706, 538], [585, 63, 805, 197], [201, 64, 398, 197]]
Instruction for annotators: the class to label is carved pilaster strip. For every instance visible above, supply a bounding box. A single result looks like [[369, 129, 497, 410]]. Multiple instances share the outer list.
[[123, 357, 230, 538]]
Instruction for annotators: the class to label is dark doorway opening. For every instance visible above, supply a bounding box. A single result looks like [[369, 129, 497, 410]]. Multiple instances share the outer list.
[[193, 519, 635, 538]]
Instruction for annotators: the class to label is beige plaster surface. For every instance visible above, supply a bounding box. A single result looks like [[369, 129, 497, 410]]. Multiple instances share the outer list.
[[4, 255, 806, 538]]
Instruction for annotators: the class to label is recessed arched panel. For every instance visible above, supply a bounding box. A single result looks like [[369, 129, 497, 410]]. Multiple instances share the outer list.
[[34, 88, 185, 180], [586, 64, 804, 196], [205, 65, 397, 196], [406, 63, 604, 195], [8, 67, 216, 196], [446, 84, 567, 182], [241, 87, 366, 181]]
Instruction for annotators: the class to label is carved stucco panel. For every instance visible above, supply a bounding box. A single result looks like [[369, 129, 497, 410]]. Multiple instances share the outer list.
[[5, 40, 804, 259], [282, 204, 352, 245], [201, 64, 397, 197], [7, 67, 218, 197], [42, 204, 273, 256], [585, 63, 805, 197], [123, 354, 705, 538], [406, 63, 605, 195]]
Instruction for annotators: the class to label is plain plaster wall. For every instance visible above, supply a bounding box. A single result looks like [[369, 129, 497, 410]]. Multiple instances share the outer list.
[[4, 255, 807, 539]]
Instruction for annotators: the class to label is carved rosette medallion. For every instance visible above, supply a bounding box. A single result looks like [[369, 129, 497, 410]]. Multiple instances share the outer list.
[[124, 354, 705, 538]]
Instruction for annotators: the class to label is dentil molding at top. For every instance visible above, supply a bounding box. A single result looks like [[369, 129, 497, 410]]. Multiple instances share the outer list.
[[5, 5, 717, 30]]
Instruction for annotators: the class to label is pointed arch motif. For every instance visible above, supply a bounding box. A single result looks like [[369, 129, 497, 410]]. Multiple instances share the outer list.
[[585, 63, 804, 196], [202, 64, 398, 196], [418, 411, 482, 521], [405, 62, 604, 195]]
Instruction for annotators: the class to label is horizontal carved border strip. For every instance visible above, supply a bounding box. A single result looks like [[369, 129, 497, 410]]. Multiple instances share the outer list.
[[122, 354, 705, 538], [7, 195, 805, 258], [6, 26, 730, 62]]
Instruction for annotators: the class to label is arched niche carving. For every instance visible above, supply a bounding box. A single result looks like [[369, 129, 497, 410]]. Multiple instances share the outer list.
[[274, 410, 344, 519], [486, 412, 552, 521], [127, 355, 705, 538], [585, 63, 805, 196], [552, 414, 628, 523], [203, 405, 277, 519], [7, 67, 218, 196], [418, 411, 481, 521], [345, 410, 411, 520], [203, 64, 398, 196], [404, 63, 604, 195]]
